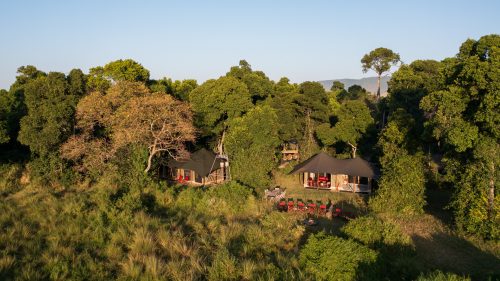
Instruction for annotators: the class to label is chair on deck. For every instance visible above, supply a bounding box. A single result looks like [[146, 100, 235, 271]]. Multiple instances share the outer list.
[[297, 199, 305, 211], [318, 200, 327, 216], [307, 200, 316, 214], [287, 198, 295, 211], [278, 198, 287, 211], [334, 208, 342, 217]]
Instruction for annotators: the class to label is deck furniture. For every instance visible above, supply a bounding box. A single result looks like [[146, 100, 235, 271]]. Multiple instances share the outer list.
[[318, 200, 327, 216], [287, 198, 295, 211], [307, 200, 316, 214], [297, 199, 305, 211]]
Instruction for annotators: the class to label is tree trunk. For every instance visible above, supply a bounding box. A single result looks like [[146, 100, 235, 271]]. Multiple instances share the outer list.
[[304, 109, 313, 159], [347, 142, 357, 158], [488, 161, 495, 219], [217, 130, 226, 156], [381, 109, 386, 129], [144, 149, 155, 174], [376, 74, 381, 100]]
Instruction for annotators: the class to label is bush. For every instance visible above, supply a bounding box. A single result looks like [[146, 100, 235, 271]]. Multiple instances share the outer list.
[[0, 164, 22, 195], [370, 154, 426, 216], [299, 232, 378, 281], [417, 270, 471, 281], [342, 215, 419, 280], [342, 215, 412, 247]]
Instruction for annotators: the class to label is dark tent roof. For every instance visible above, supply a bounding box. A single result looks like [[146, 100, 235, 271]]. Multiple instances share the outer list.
[[339, 157, 379, 178], [289, 152, 379, 178], [167, 148, 224, 177], [289, 152, 344, 174]]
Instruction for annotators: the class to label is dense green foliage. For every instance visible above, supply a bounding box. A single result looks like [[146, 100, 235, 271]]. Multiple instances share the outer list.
[[189, 76, 253, 137], [416, 271, 471, 281], [227, 60, 275, 103], [17, 72, 78, 156], [225, 105, 280, 189], [370, 154, 426, 216], [342, 215, 412, 247], [267, 77, 303, 142], [420, 34, 500, 238], [0, 34, 498, 280], [0, 179, 306, 280], [299, 232, 378, 281], [87, 59, 150, 92], [316, 100, 374, 157]]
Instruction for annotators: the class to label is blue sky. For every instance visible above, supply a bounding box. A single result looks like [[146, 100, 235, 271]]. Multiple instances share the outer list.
[[0, 0, 498, 89]]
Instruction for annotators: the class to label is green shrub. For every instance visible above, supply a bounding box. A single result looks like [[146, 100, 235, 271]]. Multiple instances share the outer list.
[[0, 164, 22, 195], [417, 270, 471, 281], [28, 153, 79, 189], [342, 215, 412, 247], [342, 215, 420, 279], [370, 154, 426, 216], [299, 232, 378, 281], [208, 248, 239, 281]]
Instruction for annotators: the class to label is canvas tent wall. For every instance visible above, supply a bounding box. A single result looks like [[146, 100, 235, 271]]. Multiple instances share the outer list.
[[289, 152, 378, 193], [167, 148, 228, 185]]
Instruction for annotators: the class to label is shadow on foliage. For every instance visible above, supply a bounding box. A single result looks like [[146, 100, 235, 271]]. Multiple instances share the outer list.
[[411, 232, 500, 280], [424, 186, 454, 227]]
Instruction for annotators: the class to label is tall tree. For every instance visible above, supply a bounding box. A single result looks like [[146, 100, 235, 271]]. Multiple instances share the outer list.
[[327, 81, 345, 114], [149, 77, 198, 101], [297, 82, 330, 157], [330, 81, 346, 92], [67, 68, 87, 98], [369, 153, 426, 216], [87, 59, 150, 92], [316, 100, 374, 158], [337, 84, 369, 102], [1, 66, 46, 144], [361, 48, 401, 99], [267, 77, 303, 142], [189, 76, 252, 152], [225, 105, 280, 189], [0, 90, 10, 143], [62, 81, 195, 174], [226, 60, 274, 103], [387, 59, 443, 128], [420, 34, 499, 238], [18, 72, 77, 156]]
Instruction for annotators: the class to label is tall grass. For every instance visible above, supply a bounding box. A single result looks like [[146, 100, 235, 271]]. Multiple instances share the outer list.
[[1, 164, 496, 280]]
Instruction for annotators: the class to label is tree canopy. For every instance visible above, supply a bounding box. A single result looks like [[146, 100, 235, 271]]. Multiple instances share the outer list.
[[189, 76, 253, 140], [226, 60, 274, 103], [420, 34, 500, 238], [87, 59, 150, 92], [62, 81, 195, 174], [362, 47, 401, 99], [18, 72, 78, 156], [225, 105, 280, 189], [316, 100, 374, 157]]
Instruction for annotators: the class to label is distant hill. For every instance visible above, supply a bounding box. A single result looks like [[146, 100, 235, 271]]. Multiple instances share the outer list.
[[318, 76, 390, 96]]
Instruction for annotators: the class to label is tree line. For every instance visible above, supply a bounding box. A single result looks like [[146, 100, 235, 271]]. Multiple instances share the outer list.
[[0, 34, 498, 239]]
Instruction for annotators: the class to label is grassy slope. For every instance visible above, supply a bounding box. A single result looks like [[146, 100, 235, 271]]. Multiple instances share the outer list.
[[1, 164, 499, 280], [275, 169, 500, 280]]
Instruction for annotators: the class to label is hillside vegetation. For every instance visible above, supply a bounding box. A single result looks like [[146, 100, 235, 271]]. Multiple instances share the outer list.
[[0, 35, 498, 280]]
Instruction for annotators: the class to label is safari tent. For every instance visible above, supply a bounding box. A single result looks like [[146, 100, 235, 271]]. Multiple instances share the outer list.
[[289, 152, 378, 193], [167, 148, 229, 185]]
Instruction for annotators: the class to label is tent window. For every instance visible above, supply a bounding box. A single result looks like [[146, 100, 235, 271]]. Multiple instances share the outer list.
[[348, 175, 356, 183], [359, 177, 369, 185], [195, 172, 203, 183], [183, 169, 191, 181]]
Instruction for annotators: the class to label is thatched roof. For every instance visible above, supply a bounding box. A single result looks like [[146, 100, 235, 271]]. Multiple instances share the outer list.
[[289, 152, 379, 178], [167, 148, 224, 177]]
